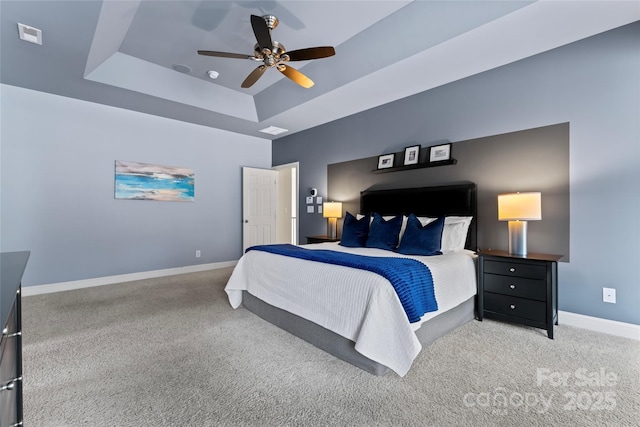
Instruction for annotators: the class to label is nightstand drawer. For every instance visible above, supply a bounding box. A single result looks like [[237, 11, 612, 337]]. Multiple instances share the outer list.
[[484, 293, 546, 323], [483, 273, 546, 301], [483, 260, 546, 279]]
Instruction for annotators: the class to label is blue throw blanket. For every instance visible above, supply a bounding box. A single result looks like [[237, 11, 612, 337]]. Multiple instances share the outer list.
[[246, 244, 437, 323]]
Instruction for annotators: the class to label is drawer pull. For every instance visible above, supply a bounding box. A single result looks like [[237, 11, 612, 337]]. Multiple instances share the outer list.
[[2, 330, 21, 338], [509, 268, 515, 272], [509, 284, 516, 290], [510, 304, 516, 310], [1, 377, 22, 392], [10, 421, 24, 427]]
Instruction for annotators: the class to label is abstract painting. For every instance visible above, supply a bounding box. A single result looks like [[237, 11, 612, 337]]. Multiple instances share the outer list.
[[115, 160, 194, 202]]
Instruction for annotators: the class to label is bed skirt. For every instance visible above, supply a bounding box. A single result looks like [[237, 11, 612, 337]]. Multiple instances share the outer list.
[[242, 291, 475, 376]]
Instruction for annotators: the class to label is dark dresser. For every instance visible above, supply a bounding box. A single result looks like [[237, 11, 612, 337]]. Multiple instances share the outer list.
[[477, 249, 562, 339], [1, 251, 29, 427]]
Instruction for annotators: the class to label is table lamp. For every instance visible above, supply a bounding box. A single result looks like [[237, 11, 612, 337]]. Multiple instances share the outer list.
[[323, 202, 343, 239], [498, 192, 541, 256]]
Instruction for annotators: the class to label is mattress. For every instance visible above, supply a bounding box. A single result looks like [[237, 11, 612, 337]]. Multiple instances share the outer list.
[[225, 243, 477, 376]]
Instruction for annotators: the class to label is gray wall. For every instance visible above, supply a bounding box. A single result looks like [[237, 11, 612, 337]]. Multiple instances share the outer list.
[[1, 84, 271, 286], [273, 22, 640, 325], [328, 123, 570, 260]]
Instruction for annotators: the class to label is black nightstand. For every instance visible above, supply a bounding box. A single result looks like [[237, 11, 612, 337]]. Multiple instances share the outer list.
[[306, 235, 340, 244], [477, 249, 562, 339]]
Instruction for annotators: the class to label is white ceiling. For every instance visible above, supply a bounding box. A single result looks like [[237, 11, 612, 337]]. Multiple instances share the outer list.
[[1, 1, 638, 140]]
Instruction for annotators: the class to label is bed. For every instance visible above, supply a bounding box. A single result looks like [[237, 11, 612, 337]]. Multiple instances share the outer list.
[[225, 182, 478, 376]]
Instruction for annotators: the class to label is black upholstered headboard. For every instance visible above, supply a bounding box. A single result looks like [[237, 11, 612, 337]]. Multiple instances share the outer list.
[[360, 182, 477, 251]]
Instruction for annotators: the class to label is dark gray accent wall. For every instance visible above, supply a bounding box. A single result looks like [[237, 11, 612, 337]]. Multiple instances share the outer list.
[[328, 124, 569, 260], [273, 22, 640, 325]]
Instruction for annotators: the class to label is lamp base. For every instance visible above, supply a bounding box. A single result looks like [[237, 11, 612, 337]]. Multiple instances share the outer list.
[[508, 220, 528, 256], [327, 217, 337, 239]]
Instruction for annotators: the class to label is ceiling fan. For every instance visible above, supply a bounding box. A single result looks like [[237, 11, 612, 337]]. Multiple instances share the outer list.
[[198, 14, 335, 89]]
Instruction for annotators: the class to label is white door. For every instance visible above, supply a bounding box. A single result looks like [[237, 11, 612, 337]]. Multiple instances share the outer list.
[[242, 167, 277, 252]]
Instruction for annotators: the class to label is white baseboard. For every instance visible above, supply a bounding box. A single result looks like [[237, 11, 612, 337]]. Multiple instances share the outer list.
[[559, 310, 640, 341], [22, 261, 237, 296]]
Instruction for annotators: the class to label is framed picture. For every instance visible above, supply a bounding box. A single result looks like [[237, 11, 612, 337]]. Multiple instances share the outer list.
[[114, 160, 194, 202], [429, 143, 452, 162], [403, 145, 421, 165], [377, 153, 395, 169]]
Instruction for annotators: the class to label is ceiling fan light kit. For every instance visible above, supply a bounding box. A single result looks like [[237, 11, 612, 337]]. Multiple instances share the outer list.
[[198, 14, 335, 89]]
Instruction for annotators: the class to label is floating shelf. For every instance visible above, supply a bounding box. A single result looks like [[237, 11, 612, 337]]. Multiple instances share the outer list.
[[372, 158, 457, 174]]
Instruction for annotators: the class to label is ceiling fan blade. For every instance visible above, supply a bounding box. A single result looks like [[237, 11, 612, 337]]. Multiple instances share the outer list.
[[286, 46, 335, 61], [198, 50, 252, 59], [251, 14, 273, 52], [278, 65, 314, 88], [241, 65, 267, 88]]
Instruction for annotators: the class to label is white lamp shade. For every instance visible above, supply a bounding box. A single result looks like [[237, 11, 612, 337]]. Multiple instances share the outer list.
[[498, 192, 542, 221], [323, 202, 343, 218]]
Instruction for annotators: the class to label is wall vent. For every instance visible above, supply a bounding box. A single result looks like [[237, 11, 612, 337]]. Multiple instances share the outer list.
[[259, 126, 288, 136], [18, 23, 42, 45]]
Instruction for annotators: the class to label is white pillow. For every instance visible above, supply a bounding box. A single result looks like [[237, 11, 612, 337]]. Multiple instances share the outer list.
[[442, 216, 473, 252], [416, 217, 437, 227], [396, 215, 409, 245], [357, 214, 402, 222]]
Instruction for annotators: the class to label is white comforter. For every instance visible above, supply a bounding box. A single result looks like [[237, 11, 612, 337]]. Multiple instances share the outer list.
[[225, 243, 477, 376]]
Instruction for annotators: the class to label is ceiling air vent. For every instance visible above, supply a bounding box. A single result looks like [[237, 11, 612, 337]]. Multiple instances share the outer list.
[[259, 126, 288, 136], [18, 23, 42, 45]]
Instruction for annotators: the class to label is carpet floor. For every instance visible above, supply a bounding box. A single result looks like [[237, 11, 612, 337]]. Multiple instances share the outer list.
[[22, 268, 640, 426]]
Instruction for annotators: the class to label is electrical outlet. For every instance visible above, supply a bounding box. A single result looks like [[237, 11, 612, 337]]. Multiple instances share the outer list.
[[602, 287, 616, 304], [195, 250, 201, 258]]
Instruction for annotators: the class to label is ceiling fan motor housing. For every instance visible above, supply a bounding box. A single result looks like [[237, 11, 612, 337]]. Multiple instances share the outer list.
[[197, 14, 335, 89], [254, 41, 287, 65]]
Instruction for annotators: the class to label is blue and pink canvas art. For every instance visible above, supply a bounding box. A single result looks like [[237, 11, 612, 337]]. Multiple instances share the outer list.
[[115, 160, 194, 202]]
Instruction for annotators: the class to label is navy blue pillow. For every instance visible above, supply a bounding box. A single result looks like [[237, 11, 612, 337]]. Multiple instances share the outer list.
[[396, 214, 444, 256], [366, 213, 403, 250], [340, 212, 369, 247]]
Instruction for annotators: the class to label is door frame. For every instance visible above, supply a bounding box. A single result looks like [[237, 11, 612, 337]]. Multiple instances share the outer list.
[[272, 162, 300, 245]]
